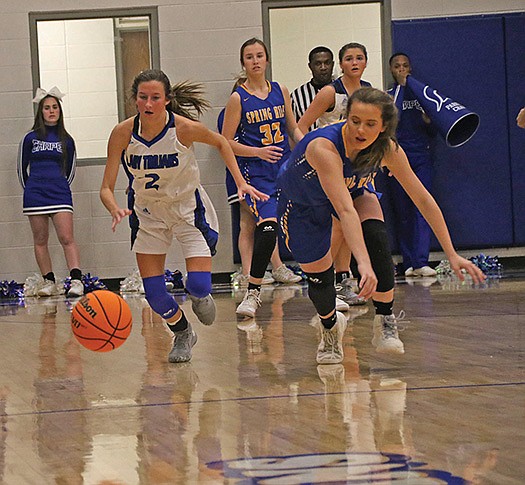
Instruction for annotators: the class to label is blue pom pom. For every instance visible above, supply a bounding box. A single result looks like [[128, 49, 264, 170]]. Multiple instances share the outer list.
[[468, 254, 502, 276], [64, 273, 107, 294], [0, 280, 24, 299], [164, 269, 184, 289]]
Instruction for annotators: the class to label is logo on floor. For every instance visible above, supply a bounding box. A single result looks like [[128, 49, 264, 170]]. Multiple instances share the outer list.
[[207, 452, 467, 483]]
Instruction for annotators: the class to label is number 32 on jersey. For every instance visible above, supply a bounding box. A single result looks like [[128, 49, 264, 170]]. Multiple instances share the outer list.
[[260, 122, 284, 145]]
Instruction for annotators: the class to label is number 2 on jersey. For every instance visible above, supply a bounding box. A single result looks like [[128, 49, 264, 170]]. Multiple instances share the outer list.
[[260, 122, 284, 145], [145, 173, 160, 191]]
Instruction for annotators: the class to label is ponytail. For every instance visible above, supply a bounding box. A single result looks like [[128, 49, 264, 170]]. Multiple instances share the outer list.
[[168, 80, 211, 120], [131, 69, 211, 121]]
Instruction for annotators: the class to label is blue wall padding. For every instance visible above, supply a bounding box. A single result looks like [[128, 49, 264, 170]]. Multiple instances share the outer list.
[[386, 15, 517, 250]]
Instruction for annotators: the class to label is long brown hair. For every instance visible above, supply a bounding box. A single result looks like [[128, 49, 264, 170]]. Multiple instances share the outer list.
[[32, 95, 72, 174], [345, 87, 398, 174], [130, 69, 210, 121]]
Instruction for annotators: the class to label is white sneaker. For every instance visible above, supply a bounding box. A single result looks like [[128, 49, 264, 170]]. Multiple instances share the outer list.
[[232, 269, 274, 287], [335, 278, 366, 306], [37, 280, 58, 297], [335, 297, 349, 312], [24, 273, 44, 297], [372, 312, 406, 355], [271, 264, 302, 284], [67, 279, 84, 298], [316, 311, 348, 364], [231, 268, 248, 287], [404, 267, 415, 277], [261, 271, 275, 285], [412, 265, 437, 277], [236, 288, 261, 318], [120, 269, 144, 293]]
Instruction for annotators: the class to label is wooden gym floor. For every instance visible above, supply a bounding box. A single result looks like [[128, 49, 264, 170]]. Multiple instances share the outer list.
[[0, 272, 523, 484]]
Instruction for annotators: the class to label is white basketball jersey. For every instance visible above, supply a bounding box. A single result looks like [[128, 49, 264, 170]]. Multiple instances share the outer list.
[[123, 112, 200, 203], [318, 92, 347, 127]]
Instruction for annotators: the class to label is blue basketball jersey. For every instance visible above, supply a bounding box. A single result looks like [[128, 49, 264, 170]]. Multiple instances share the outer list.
[[236, 81, 291, 166], [277, 121, 376, 207]]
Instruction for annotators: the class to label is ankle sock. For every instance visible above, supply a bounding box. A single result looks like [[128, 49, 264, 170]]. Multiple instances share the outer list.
[[320, 312, 337, 329], [373, 300, 393, 316], [43, 272, 55, 283], [167, 312, 188, 333]]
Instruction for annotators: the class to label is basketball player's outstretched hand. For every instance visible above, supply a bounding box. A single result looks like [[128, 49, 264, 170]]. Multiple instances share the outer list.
[[449, 254, 487, 284], [258, 145, 283, 163], [356, 262, 378, 300], [517, 108, 525, 129], [111, 208, 132, 232], [237, 182, 269, 202]]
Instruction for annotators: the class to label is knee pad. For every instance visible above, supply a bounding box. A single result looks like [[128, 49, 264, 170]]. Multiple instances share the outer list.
[[143, 275, 180, 319], [362, 219, 394, 292], [305, 266, 336, 316], [185, 271, 212, 298], [250, 220, 278, 279]]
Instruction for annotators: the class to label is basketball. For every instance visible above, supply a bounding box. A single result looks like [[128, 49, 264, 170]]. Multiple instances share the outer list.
[[71, 290, 132, 352]]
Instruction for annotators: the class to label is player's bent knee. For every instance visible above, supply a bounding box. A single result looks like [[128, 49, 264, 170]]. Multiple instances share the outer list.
[[186, 271, 212, 298], [255, 220, 278, 248], [362, 219, 394, 292], [305, 266, 336, 316], [143, 275, 180, 319]]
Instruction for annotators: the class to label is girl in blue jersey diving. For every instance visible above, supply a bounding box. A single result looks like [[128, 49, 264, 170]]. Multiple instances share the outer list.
[[100, 69, 266, 363], [222, 38, 304, 319], [278, 87, 485, 364]]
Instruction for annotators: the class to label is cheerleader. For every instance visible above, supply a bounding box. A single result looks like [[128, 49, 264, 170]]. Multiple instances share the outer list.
[[18, 87, 84, 298]]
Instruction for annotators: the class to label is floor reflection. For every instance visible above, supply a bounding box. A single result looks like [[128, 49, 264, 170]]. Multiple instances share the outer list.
[[0, 274, 522, 483]]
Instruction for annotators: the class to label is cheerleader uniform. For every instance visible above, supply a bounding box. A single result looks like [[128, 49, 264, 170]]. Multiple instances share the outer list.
[[17, 125, 76, 215]]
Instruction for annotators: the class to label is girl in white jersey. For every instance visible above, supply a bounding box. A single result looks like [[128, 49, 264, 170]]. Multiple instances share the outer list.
[[101, 69, 266, 363]]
